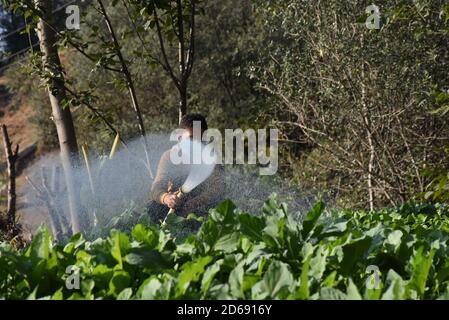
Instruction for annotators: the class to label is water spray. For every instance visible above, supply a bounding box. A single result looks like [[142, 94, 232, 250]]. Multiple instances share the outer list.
[[161, 140, 217, 226]]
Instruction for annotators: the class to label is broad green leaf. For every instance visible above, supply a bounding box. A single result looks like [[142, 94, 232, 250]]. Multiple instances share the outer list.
[[346, 279, 362, 300], [125, 250, 168, 270], [209, 200, 236, 224], [110, 231, 131, 269], [262, 215, 284, 248], [176, 256, 213, 296], [297, 257, 310, 299], [81, 278, 95, 297], [242, 275, 260, 294], [436, 260, 449, 283], [140, 277, 162, 300], [320, 221, 348, 238], [25, 225, 52, 261], [26, 286, 39, 300], [322, 271, 338, 288], [309, 246, 328, 281], [301, 242, 315, 260], [381, 270, 406, 300], [340, 237, 372, 275], [197, 219, 221, 253], [214, 232, 240, 253], [241, 237, 252, 253], [51, 288, 63, 300], [63, 233, 85, 254], [229, 263, 245, 298], [109, 271, 131, 296], [407, 246, 436, 297], [208, 283, 232, 299], [252, 260, 294, 299], [364, 286, 383, 300], [176, 242, 196, 255], [92, 264, 114, 289], [319, 287, 347, 300], [132, 224, 158, 247], [117, 288, 133, 300], [262, 194, 287, 218], [66, 293, 86, 300], [302, 201, 325, 238], [238, 213, 265, 241], [201, 260, 223, 297], [385, 230, 403, 249]]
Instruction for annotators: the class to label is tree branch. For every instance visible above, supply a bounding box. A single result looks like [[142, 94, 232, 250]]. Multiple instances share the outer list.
[[153, 6, 180, 89], [185, 0, 195, 78]]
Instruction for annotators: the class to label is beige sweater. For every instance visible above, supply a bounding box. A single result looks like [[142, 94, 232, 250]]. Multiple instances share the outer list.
[[150, 148, 225, 216]]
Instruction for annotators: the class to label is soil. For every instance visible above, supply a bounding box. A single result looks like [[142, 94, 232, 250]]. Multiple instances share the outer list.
[[0, 75, 48, 240]]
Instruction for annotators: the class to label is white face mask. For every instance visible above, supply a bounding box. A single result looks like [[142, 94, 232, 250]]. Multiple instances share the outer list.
[[176, 139, 215, 165]]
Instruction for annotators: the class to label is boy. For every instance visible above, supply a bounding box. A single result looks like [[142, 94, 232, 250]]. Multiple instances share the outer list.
[[148, 114, 225, 224]]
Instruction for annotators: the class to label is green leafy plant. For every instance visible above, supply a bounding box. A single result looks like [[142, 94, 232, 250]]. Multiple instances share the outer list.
[[419, 168, 449, 203], [1, 195, 449, 300]]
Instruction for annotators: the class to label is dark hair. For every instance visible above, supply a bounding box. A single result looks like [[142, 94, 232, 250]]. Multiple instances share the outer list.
[[179, 113, 208, 133]]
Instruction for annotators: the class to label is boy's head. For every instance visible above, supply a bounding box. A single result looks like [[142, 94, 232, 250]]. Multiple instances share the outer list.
[[179, 114, 208, 140]]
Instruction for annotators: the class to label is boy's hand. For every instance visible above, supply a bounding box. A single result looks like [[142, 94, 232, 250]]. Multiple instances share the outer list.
[[163, 193, 179, 209]]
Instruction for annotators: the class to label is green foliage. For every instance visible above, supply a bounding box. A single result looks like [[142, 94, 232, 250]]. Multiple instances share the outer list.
[[431, 90, 449, 116], [2, 0, 448, 211], [248, 0, 449, 208], [2, 196, 449, 299], [420, 169, 449, 203]]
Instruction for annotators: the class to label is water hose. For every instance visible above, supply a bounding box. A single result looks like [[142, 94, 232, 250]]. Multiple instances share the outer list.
[[161, 190, 184, 226]]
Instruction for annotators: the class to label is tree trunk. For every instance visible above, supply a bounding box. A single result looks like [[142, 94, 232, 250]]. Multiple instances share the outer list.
[[1, 125, 18, 229], [34, 0, 83, 234], [177, 0, 187, 123], [152, 0, 195, 124], [179, 83, 187, 123], [360, 33, 375, 212]]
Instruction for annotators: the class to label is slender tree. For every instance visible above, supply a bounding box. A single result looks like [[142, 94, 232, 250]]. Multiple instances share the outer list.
[[155, 0, 195, 123], [130, 0, 197, 123], [96, 0, 153, 177], [34, 0, 83, 234]]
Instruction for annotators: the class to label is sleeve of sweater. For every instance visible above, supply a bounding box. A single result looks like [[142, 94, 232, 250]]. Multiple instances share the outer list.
[[150, 150, 173, 204]]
